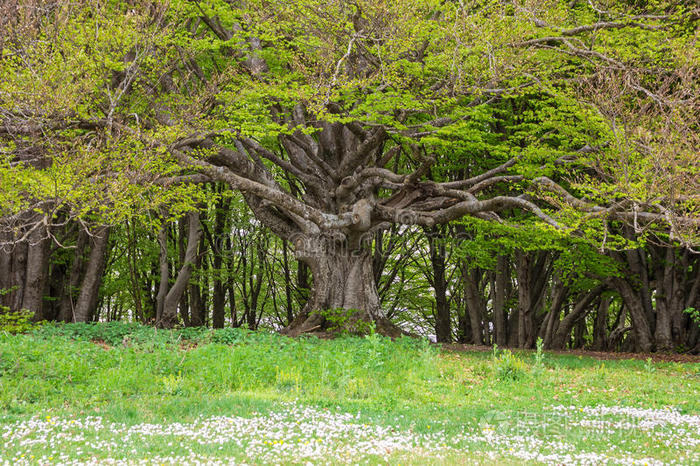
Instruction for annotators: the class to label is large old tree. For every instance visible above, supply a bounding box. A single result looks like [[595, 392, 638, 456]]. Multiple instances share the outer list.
[[2, 0, 698, 337]]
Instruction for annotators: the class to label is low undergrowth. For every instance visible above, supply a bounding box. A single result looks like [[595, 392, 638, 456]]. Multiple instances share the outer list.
[[0, 323, 698, 464]]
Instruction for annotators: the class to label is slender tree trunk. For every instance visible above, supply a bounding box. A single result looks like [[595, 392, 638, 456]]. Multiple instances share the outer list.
[[155, 225, 169, 324], [429, 229, 451, 343], [493, 255, 508, 347], [456, 293, 470, 343], [297, 260, 310, 307], [592, 297, 611, 351], [58, 230, 88, 322], [177, 216, 191, 327], [212, 194, 229, 328], [158, 212, 202, 329], [282, 240, 294, 325], [226, 233, 238, 326], [573, 318, 587, 349], [549, 285, 605, 350], [608, 304, 631, 351], [73, 227, 110, 322], [543, 275, 567, 348]]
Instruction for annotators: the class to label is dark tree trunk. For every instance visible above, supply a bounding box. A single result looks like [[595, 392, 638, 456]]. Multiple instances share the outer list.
[[428, 228, 451, 343], [493, 255, 509, 347], [515, 250, 549, 348], [463, 265, 485, 345], [283, 235, 401, 337], [456, 294, 470, 344], [211, 190, 229, 328], [612, 278, 654, 352], [73, 227, 110, 322], [297, 260, 310, 306], [44, 260, 66, 321], [592, 297, 611, 351], [543, 277, 568, 348], [282, 240, 294, 325], [58, 230, 88, 322], [549, 284, 605, 350], [573, 318, 587, 349], [189, 235, 206, 326], [625, 247, 654, 327]]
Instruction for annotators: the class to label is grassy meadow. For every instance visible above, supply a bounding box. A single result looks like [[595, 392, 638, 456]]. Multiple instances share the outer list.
[[0, 323, 698, 464]]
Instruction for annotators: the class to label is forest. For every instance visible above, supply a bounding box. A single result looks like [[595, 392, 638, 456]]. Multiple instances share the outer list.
[[0, 0, 698, 354]]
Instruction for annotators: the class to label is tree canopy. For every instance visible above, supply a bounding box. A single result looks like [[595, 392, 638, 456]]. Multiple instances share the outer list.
[[1, 0, 698, 348]]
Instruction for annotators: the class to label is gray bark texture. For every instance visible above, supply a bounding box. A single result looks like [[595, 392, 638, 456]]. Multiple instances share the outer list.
[[73, 227, 110, 322], [157, 212, 202, 329]]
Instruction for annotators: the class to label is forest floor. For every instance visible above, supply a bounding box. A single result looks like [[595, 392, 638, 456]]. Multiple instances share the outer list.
[[441, 343, 700, 363], [0, 323, 699, 465]]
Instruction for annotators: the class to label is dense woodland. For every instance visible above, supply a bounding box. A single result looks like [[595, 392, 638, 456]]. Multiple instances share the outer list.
[[1, 0, 698, 353]]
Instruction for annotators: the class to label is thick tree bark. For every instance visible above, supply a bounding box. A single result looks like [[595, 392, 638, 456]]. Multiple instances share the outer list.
[[463, 265, 485, 345], [611, 278, 654, 352], [73, 227, 110, 323], [283, 235, 402, 337], [515, 250, 549, 348], [625, 247, 654, 327], [0, 240, 13, 309], [9, 242, 28, 312], [21, 227, 51, 319], [653, 246, 675, 351], [516, 251, 533, 349], [0, 251, 9, 285]]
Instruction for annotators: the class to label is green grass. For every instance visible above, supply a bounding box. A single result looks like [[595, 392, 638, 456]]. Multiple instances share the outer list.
[[1, 323, 698, 464]]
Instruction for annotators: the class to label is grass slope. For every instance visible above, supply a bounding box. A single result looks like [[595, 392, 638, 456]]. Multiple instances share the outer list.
[[0, 323, 699, 464]]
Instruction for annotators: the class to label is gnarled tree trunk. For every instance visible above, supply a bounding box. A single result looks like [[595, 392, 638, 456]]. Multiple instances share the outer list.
[[283, 234, 401, 337]]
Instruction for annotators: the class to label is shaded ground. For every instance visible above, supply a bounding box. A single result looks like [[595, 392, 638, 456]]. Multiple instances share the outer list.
[[441, 343, 700, 363]]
